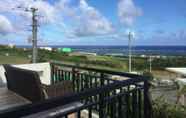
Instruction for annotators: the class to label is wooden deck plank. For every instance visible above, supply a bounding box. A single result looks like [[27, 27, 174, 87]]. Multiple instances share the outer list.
[[0, 88, 31, 111], [24, 102, 83, 118]]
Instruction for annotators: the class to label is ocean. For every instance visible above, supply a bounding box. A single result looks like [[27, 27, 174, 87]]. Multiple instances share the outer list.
[[17, 45, 186, 56]]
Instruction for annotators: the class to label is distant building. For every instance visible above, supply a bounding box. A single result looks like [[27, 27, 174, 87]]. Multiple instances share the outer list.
[[152, 55, 161, 59], [105, 53, 124, 56], [8, 44, 15, 48], [69, 52, 97, 56], [40, 47, 52, 51], [140, 55, 164, 59], [23, 48, 27, 51], [161, 56, 167, 59], [5, 53, 9, 56], [140, 55, 147, 58]]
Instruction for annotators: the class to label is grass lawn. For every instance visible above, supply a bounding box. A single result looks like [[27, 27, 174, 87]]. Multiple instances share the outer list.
[[0, 55, 30, 64]]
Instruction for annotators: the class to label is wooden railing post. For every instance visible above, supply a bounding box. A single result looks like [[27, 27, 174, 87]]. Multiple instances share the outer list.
[[99, 73, 105, 118], [51, 64, 55, 84], [132, 89, 137, 118], [100, 73, 104, 86], [72, 67, 76, 92], [51, 64, 53, 84], [138, 89, 142, 118], [144, 80, 151, 118]]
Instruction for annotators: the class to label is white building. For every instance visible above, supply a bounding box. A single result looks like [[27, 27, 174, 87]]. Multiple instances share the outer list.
[[70, 52, 97, 56], [40, 47, 53, 51], [8, 44, 15, 48]]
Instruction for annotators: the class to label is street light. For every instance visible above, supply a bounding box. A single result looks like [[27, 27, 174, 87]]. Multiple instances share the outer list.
[[149, 55, 152, 73], [128, 31, 134, 73]]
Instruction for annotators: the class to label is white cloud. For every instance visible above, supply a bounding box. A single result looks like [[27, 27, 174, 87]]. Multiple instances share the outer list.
[[0, 0, 57, 24], [0, 0, 59, 40], [56, 0, 114, 37], [31, 1, 57, 23], [0, 0, 114, 38], [74, 0, 114, 36], [0, 15, 13, 35], [118, 0, 142, 26]]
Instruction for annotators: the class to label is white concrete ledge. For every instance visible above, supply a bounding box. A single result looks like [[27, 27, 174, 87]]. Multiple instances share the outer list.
[[0, 62, 52, 87]]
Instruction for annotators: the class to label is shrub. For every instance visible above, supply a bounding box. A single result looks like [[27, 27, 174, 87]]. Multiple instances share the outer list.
[[152, 97, 186, 118]]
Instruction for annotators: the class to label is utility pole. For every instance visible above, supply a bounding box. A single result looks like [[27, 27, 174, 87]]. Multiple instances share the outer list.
[[31, 8, 38, 63], [12, 6, 39, 63], [128, 32, 132, 73]]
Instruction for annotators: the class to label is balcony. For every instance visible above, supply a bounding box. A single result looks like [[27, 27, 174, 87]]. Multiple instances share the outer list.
[[0, 61, 151, 118]]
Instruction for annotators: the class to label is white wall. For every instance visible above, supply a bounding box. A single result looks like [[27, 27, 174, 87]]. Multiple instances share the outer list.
[[0, 66, 6, 87]]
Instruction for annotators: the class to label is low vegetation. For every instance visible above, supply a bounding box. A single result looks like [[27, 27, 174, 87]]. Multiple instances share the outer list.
[[152, 96, 186, 118], [1, 45, 186, 72]]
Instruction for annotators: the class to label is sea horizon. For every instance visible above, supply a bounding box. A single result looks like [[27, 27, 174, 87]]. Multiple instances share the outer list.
[[16, 45, 186, 56]]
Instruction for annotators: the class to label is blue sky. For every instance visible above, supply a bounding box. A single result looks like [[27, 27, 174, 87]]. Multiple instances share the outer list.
[[0, 0, 186, 45]]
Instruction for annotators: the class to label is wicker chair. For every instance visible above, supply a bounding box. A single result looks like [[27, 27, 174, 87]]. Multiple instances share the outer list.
[[3, 65, 73, 103]]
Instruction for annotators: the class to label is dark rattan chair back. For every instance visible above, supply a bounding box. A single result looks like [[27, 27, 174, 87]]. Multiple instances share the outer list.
[[3, 65, 45, 103]]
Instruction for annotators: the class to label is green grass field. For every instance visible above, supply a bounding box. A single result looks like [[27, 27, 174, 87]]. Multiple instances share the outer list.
[[0, 55, 30, 64]]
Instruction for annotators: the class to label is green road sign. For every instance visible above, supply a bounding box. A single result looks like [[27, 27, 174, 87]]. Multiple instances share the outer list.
[[58, 48, 72, 53]]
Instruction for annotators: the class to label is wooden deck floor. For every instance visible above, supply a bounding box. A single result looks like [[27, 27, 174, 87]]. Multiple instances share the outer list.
[[0, 87, 31, 111], [0, 87, 83, 118]]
